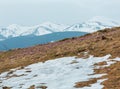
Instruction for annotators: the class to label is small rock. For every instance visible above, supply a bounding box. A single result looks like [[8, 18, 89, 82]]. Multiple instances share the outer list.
[[2, 86, 11, 89]]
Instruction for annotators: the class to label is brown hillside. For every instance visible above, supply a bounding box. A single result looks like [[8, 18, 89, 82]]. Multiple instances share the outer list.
[[1, 27, 120, 89], [0, 27, 120, 73]]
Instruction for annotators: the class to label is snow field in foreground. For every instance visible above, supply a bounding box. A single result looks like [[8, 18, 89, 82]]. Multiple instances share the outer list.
[[0, 55, 120, 89]]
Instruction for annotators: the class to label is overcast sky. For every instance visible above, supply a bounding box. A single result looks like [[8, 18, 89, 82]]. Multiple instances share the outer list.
[[0, 0, 120, 27]]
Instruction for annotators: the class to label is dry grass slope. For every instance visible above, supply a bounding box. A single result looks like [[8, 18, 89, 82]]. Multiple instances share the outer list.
[[0, 27, 120, 89], [1, 27, 120, 73]]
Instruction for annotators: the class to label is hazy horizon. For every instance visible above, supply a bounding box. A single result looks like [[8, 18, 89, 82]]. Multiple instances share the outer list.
[[0, 0, 120, 28]]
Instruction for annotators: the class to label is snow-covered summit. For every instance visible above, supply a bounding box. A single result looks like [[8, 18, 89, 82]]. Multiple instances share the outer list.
[[0, 22, 68, 40], [0, 16, 119, 41], [40, 22, 68, 31], [64, 16, 120, 33], [87, 16, 119, 26]]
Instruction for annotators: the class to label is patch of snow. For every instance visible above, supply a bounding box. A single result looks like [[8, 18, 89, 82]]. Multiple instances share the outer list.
[[0, 55, 118, 89], [114, 57, 120, 61]]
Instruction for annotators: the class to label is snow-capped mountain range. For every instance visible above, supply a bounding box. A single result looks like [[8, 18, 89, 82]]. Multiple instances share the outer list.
[[64, 16, 120, 32], [0, 22, 68, 41], [0, 16, 119, 41]]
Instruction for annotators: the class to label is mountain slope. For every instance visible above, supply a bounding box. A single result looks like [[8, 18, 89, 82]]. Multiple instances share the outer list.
[[0, 27, 120, 72], [0, 27, 120, 89], [0, 31, 87, 50]]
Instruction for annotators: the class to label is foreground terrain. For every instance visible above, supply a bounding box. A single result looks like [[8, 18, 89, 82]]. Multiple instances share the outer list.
[[0, 55, 120, 89], [0, 27, 120, 89]]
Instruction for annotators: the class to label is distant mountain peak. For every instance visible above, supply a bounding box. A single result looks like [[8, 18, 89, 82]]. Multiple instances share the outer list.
[[7, 24, 20, 29], [0, 16, 120, 41], [87, 16, 119, 26], [64, 16, 120, 33], [0, 22, 68, 40]]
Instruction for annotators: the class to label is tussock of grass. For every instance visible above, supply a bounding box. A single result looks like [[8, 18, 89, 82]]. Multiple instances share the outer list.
[[74, 78, 97, 88], [28, 85, 35, 89], [2, 86, 11, 89]]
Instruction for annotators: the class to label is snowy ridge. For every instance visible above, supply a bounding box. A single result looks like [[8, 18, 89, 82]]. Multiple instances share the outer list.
[[0, 16, 119, 41], [0, 55, 120, 89], [0, 23, 68, 40], [64, 16, 120, 33]]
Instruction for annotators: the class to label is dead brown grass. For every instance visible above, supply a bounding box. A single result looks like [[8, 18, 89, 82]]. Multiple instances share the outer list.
[[0, 27, 120, 89], [74, 60, 120, 89], [0, 27, 120, 73], [28, 85, 35, 89], [95, 61, 120, 89], [37, 86, 47, 89], [2, 86, 11, 89], [94, 61, 107, 66], [74, 78, 97, 88]]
